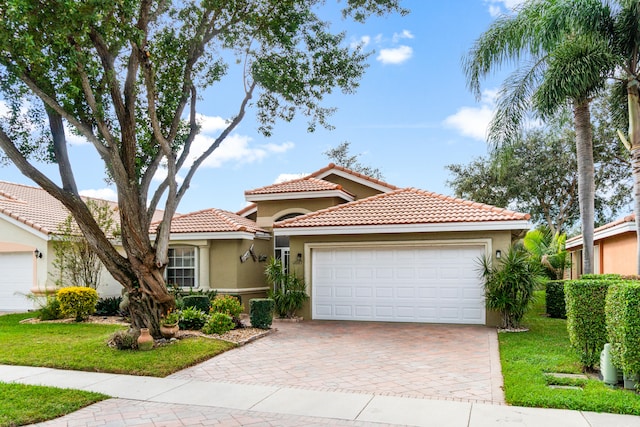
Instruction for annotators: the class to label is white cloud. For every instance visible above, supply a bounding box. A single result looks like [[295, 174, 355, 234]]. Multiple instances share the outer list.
[[377, 45, 413, 65], [64, 122, 90, 146], [392, 30, 414, 43], [196, 113, 227, 133], [484, 0, 526, 17], [443, 89, 498, 141], [79, 188, 118, 202], [350, 35, 371, 49], [274, 173, 308, 184], [151, 167, 185, 184]]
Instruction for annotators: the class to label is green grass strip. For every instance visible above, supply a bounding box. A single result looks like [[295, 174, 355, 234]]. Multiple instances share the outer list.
[[0, 382, 107, 427], [500, 292, 640, 414]]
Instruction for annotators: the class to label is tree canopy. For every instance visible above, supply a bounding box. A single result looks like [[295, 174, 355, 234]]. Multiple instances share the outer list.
[[447, 100, 632, 234], [0, 0, 406, 335]]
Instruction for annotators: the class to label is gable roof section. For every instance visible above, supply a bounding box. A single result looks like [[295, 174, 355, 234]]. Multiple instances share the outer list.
[[152, 208, 269, 240], [566, 214, 636, 249], [273, 188, 530, 235], [0, 181, 78, 237], [245, 176, 355, 202], [0, 180, 163, 238], [310, 163, 398, 193]]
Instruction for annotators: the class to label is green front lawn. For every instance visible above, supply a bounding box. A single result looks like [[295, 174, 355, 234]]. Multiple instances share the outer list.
[[0, 382, 107, 427], [499, 291, 640, 414], [0, 312, 237, 426], [0, 313, 235, 376]]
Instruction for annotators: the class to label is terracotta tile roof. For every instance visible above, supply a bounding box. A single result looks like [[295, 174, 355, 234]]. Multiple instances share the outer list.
[[274, 188, 530, 228], [0, 180, 163, 236], [245, 176, 352, 196], [567, 213, 636, 245], [310, 163, 398, 191], [155, 208, 268, 234], [236, 203, 257, 216]]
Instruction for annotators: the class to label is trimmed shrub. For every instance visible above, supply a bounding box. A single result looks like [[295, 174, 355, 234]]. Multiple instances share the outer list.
[[202, 312, 235, 335], [565, 279, 612, 370], [56, 286, 99, 321], [95, 296, 123, 316], [581, 274, 622, 281], [182, 295, 211, 312], [211, 295, 243, 318], [38, 296, 63, 320], [178, 307, 209, 330], [545, 280, 566, 319], [108, 329, 139, 350], [250, 298, 274, 329], [606, 282, 640, 375]]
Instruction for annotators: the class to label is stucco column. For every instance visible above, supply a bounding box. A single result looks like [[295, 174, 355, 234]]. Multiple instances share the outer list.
[[198, 244, 210, 290]]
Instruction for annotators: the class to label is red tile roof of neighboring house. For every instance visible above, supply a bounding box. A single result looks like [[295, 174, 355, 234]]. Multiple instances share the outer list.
[[245, 176, 352, 196], [309, 163, 398, 191], [0, 181, 162, 236], [566, 213, 636, 246], [154, 208, 268, 234], [274, 188, 530, 228]]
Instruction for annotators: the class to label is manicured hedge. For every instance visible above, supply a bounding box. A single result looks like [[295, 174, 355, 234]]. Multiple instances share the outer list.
[[565, 279, 611, 369], [56, 287, 99, 321], [182, 295, 210, 312], [545, 280, 566, 319], [250, 298, 274, 329], [606, 282, 640, 375], [580, 274, 622, 281]]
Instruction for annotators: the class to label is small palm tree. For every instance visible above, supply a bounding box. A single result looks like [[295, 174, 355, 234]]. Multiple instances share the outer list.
[[480, 245, 545, 329], [523, 227, 570, 280]]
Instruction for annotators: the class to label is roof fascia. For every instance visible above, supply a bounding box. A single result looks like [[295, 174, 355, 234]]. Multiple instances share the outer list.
[[0, 211, 50, 240], [245, 190, 354, 203], [314, 168, 395, 193], [273, 220, 532, 236], [152, 231, 259, 241], [566, 221, 636, 249]]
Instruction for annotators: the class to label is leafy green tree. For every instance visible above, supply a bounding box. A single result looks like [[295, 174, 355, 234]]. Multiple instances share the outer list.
[[324, 141, 383, 179], [463, 0, 616, 274], [447, 102, 632, 234], [0, 0, 406, 336], [52, 199, 119, 290]]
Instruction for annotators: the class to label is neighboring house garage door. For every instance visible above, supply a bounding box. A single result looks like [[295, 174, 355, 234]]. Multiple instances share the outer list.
[[0, 252, 34, 311], [312, 245, 486, 324]]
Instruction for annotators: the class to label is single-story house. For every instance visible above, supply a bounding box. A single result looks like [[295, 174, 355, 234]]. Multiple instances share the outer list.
[[0, 164, 531, 326], [566, 214, 637, 278]]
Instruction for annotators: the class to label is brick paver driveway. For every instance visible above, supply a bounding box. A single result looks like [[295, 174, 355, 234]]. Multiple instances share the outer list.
[[170, 320, 504, 404]]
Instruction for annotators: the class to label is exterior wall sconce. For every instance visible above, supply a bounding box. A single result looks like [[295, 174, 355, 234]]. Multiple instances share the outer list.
[[495, 250, 501, 259], [296, 253, 303, 263], [34, 249, 43, 259]]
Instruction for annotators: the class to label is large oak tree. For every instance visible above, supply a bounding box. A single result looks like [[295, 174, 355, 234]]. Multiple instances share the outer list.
[[0, 0, 406, 336]]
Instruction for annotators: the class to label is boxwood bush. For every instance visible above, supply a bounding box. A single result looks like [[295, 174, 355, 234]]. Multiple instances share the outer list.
[[56, 287, 99, 321], [250, 298, 274, 329], [202, 312, 235, 335], [545, 280, 566, 319], [182, 295, 210, 312], [565, 278, 612, 370], [605, 281, 640, 375]]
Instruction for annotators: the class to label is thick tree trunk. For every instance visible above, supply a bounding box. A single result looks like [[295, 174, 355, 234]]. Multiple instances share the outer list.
[[573, 99, 595, 275], [627, 81, 640, 275]]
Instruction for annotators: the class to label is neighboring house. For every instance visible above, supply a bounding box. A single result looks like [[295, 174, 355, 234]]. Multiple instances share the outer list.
[[566, 214, 637, 278], [0, 164, 532, 326]]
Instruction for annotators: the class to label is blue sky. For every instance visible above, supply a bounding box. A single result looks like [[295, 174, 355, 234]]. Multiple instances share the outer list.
[[1, 0, 525, 214]]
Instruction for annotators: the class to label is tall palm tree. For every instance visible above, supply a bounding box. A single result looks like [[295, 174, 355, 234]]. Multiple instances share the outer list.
[[463, 0, 615, 275]]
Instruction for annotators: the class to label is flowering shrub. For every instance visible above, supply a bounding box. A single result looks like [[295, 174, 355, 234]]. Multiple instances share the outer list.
[[57, 286, 98, 321]]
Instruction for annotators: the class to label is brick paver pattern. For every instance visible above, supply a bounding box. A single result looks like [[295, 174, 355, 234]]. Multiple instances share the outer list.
[[169, 321, 504, 404]]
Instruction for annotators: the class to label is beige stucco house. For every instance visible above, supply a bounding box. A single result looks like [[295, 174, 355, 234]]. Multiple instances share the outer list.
[[566, 214, 637, 278], [0, 164, 531, 325]]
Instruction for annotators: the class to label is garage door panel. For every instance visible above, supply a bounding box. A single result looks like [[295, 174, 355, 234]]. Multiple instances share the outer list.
[[312, 245, 485, 324], [0, 252, 35, 311]]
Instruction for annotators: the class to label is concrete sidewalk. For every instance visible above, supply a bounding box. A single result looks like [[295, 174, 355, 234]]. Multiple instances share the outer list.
[[2, 365, 640, 426]]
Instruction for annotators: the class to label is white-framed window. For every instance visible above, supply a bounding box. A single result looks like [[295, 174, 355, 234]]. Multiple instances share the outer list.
[[167, 247, 198, 288], [274, 235, 290, 276]]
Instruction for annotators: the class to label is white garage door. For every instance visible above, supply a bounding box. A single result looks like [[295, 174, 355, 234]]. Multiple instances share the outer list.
[[312, 245, 486, 324], [0, 252, 35, 311]]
